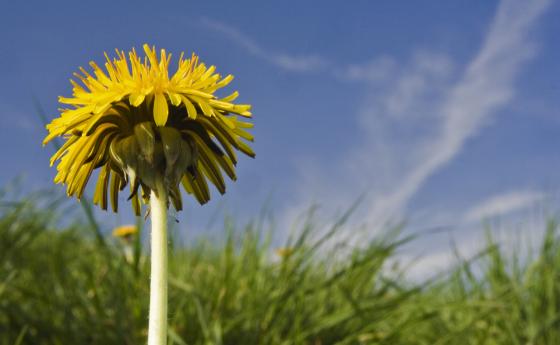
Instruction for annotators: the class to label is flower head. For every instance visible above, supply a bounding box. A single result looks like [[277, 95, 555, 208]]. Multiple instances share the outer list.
[[112, 224, 138, 239], [44, 44, 255, 215], [275, 247, 295, 259]]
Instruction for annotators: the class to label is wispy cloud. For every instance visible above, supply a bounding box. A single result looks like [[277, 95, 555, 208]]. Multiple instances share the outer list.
[[279, 0, 550, 240], [463, 190, 543, 223], [406, 195, 549, 281], [403, 249, 468, 281], [365, 0, 549, 226], [335, 56, 397, 83], [201, 17, 401, 82], [200, 17, 329, 72], [409, 188, 546, 280], [201, 1, 551, 246]]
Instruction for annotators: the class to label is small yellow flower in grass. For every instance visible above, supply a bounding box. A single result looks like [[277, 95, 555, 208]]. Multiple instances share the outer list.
[[112, 224, 138, 239], [112, 225, 137, 264], [275, 247, 295, 259], [44, 44, 255, 214]]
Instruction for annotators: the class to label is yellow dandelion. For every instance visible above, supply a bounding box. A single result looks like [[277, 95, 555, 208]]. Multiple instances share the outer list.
[[112, 224, 138, 238], [43, 44, 255, 345], [275, 247, 295, 259], [44, 44, 255, 215]]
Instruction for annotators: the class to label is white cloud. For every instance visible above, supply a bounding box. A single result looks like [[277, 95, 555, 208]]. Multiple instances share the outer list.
[[336, 56, 397, 83], [404, 205, 552, 281], [271, 0, 552, 249], [200, 18, 329, 72], [201, 1, 551, 247], [359, 0, 550, 227], [463, 190, 543, 223], [403, 250, 463, 282], [200, 17, 397, 80]]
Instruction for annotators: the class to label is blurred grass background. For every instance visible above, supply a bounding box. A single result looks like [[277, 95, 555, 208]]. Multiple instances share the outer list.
[[1, 190, 560, 344]]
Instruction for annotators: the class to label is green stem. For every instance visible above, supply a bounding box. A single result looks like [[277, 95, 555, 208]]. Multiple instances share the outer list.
[[148, 182, 168, 345]]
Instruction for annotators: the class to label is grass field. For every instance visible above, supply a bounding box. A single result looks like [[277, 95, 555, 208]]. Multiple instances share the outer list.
[[1, 191, 560, 345]]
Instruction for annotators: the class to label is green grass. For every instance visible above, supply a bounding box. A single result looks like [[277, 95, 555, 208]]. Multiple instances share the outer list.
[[1, 192, 560, 344]]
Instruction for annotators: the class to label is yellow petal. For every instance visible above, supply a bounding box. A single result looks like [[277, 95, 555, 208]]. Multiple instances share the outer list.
[[129, 92, 145, 107], [220, 91, 239, 103], [190, 96, 215, 116], [180, 95, 198, 119], [167, 91, 181, 106], [153, 93, 169, 126]]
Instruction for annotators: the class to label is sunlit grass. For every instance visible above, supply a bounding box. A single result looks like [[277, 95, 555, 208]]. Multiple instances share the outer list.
[[1, 192, 560, 344]]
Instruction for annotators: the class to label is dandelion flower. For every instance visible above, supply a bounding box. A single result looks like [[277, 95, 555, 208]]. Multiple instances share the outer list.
[[275, 247, 295, 259], [43, 45, 255, 345], [44, 44, 255, 215], [112, 224, 138, 264], [112, 224, 138, 239]]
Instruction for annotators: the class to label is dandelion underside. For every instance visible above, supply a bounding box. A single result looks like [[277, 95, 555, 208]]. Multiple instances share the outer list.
[[44, 44, 255, 215]]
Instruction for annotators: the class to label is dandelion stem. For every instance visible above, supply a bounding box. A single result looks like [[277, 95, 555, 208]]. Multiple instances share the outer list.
[[148, 181, 168, 345]]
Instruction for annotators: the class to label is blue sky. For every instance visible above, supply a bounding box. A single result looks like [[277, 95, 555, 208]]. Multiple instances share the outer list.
[[1, 0, 559, 273]]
